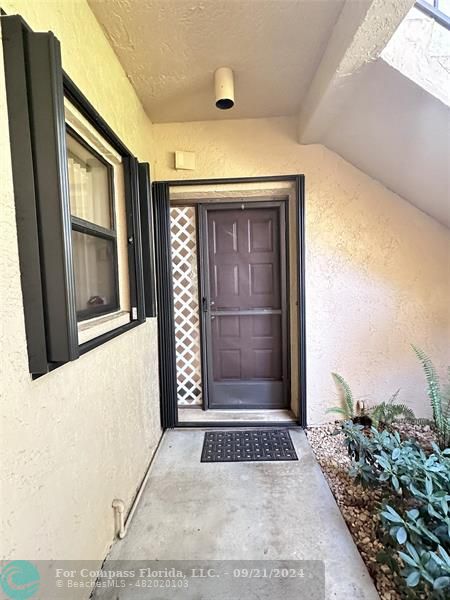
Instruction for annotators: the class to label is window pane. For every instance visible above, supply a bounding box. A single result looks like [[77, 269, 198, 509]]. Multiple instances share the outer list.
[[438, 0, 450, 16], [67, 132, 112, 229], [72, 231, 117, 316]]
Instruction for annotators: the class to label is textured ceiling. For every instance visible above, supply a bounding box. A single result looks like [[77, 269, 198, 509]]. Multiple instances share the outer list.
[[88, 0, 345, 122]]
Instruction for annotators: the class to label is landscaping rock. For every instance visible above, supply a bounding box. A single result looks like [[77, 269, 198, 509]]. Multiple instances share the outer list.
[[306, 423, 437, 600]]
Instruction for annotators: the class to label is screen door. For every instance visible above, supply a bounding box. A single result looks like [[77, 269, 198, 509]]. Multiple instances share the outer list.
[[200, 202, 288, 409]]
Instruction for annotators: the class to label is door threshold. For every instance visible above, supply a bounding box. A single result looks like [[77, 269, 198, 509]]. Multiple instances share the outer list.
[[178, 408, 297, 425]]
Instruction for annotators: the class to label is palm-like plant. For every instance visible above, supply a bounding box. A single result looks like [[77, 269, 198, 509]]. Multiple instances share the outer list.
[[327, 372, 355, 420], [412, 345, 450, 449]]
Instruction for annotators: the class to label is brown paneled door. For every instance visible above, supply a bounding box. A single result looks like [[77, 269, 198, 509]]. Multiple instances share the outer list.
[[201, 203, 288, 409]]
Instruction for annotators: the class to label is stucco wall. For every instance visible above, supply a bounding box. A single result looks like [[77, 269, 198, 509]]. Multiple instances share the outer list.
[[0, 0, 161, 575], [153, 116, 450, 424], [382, 6, 450, 106], [1, 1, 449, 583]]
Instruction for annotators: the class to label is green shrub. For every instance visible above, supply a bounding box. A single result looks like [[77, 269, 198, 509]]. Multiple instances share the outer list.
[[369, 390, 415, 428], [340, 421, 450, 597]]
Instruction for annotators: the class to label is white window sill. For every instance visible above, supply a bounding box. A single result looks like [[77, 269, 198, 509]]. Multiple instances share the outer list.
[[78, 310, 131, 345]]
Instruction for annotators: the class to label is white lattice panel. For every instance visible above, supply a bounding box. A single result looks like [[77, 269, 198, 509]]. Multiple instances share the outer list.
[[170, 207, 203, 406]]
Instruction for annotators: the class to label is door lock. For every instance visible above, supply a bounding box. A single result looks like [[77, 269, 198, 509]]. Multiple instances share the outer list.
[[202, 297, 216, 312]]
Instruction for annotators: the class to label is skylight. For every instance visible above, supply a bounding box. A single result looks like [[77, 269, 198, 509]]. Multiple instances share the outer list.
[[382, 4, 450, 106], [416, 0, 450, 28]]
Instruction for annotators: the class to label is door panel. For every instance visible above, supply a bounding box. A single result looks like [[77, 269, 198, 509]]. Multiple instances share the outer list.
[[212, 314, 282, 380], [203, 205, 287, 409]]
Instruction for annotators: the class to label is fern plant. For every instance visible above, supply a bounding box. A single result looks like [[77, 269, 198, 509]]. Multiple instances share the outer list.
[[413, 345, 450, 449], [369, 389, 416, 428], [327, 372, 355, 420]]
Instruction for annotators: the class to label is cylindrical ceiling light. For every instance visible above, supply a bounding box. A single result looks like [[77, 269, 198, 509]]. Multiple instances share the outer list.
[[214, 67, 235, 110]]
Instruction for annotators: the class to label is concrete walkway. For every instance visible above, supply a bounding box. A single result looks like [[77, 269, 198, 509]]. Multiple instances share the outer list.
[[96, 429, 379, 599]]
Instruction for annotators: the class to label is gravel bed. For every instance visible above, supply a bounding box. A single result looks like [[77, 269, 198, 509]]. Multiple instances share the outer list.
[[306, 423, 437, 600]]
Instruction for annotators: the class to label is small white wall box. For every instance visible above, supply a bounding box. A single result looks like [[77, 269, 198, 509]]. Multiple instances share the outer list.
[[174, 151, 196, 170]]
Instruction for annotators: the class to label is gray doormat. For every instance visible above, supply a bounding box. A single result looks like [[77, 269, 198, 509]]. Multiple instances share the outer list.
[[201, 430, 298, 462]]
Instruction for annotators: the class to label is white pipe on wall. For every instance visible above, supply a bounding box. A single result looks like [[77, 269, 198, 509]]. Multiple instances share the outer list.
[[214, 67, 235, 110], [112, 435, 164, 539], [112, 499, 126, 538]]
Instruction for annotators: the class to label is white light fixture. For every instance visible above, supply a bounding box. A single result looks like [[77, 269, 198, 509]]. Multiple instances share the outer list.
[[214, 67, 235, 110]]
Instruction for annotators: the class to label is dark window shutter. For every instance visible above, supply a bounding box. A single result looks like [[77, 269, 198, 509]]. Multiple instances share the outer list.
[[138, 163, 157, 318], [26, 30, 78, 362], [124, 156, 145, 323], [2, 16, 78, 370]]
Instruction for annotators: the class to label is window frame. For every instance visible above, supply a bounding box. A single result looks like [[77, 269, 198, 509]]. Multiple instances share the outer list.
[[416, 0, 450, 29], [1, 14, 151, 376], [66, 124, 121, 322], [64, 77, 147, 354]]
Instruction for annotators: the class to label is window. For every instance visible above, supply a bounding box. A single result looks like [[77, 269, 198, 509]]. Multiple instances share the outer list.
[[416, 0, 450, 28], [1, 14, 156, 376], [67, 128, 120, 321]]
